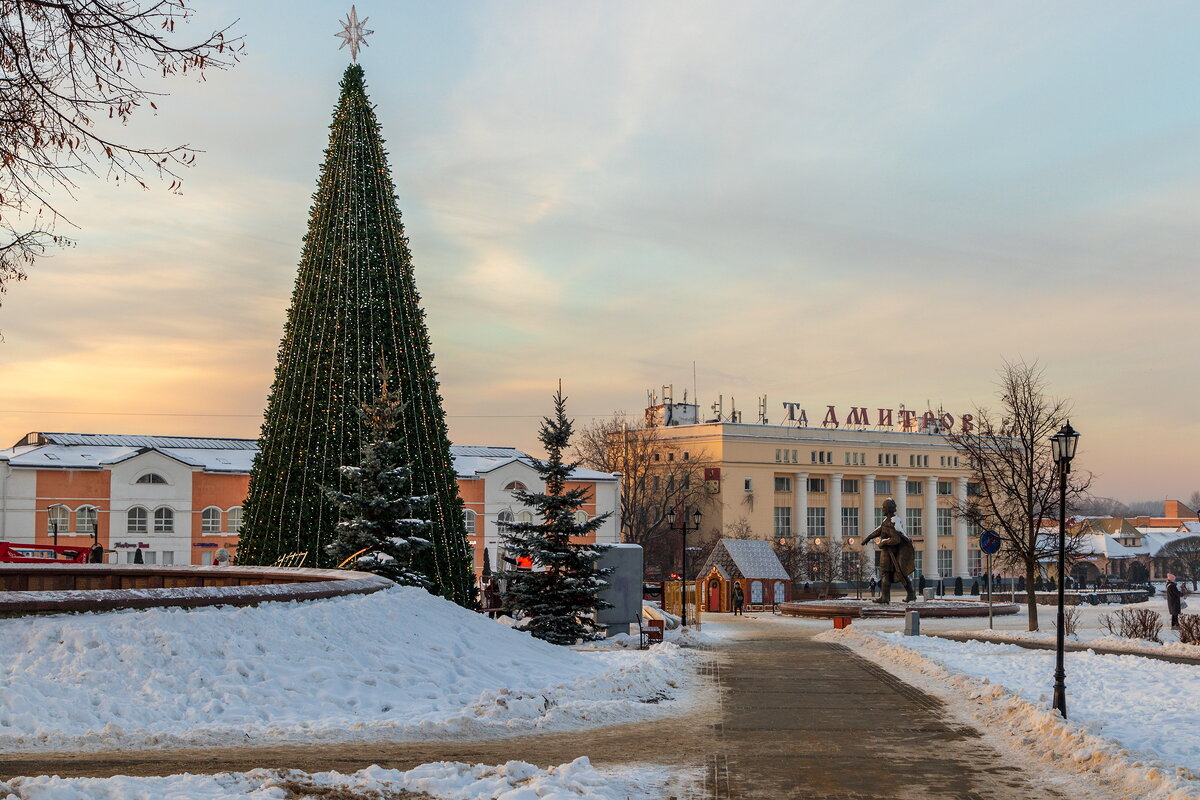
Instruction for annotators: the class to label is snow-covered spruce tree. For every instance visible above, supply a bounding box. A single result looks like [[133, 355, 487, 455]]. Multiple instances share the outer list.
[[325, 378, 431, 588], [502, 388, 612, 645]]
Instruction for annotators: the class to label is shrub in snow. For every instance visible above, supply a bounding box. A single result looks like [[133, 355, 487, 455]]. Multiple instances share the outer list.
[[1178, 614, 1200, 645], [954, 577, 963, 596], [326, 378, 433, 589], [502, 387, 612, 645], [970, 581, 979, 596], [1055, 606, 1080, 638], [1100, 607, 1163, 643]]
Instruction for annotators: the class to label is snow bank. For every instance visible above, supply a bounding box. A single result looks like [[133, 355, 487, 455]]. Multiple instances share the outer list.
[[821, 628, 1200, 800], [0, 757, 690, 800], [0, 587, 702, 752], [940, 628, 1200, 659]]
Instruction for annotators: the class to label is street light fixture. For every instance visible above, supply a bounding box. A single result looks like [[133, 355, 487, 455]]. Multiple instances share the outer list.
[[1049, 420, 1079, 719], [667, 506, 703, 627]]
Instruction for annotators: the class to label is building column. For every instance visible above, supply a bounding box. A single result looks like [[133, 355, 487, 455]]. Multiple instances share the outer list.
[[955, 476, 970, 578], [895, 475, 908, 531], [924, 476, 939, 580], [793, 472, 808, 544], [829, 473, 843, 542], [862, 474, 876, 575]]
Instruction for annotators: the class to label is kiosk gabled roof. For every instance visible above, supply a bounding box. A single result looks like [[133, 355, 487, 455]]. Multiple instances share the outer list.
[[701, 538, 789, 581]]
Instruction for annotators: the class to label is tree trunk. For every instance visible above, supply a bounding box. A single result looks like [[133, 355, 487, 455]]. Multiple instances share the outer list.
[[1025, 561, 1039, 631]]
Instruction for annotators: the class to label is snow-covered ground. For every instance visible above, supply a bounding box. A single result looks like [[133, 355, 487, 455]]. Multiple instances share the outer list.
[[0, 587, 706, 753], [0, 757, 694, 800], [821, 627, 1200, 800]]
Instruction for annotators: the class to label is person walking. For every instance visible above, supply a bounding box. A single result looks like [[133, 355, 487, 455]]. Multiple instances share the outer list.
[[89, 541, 105, 564], [732, 583, 745, 616], [1165, 573, 1182, 629]]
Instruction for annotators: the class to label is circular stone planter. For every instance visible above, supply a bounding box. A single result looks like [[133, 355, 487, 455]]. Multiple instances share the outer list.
[[778, 598, 1020, 619], [0, 564, 393, 616]]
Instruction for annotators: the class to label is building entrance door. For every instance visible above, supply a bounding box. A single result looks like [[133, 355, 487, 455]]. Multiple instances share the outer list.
[[708, 579, 721, 612]]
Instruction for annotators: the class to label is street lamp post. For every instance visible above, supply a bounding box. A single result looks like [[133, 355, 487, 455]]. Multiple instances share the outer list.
[[1049, 421, 1080, 719], [667, 506, 703, 627]]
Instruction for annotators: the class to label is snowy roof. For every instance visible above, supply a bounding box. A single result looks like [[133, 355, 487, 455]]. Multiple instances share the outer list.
[[20, 432, 258, 450], [0, 432, 258, 475], [700, 539, 790, 581], [449, 446, 617, 482]]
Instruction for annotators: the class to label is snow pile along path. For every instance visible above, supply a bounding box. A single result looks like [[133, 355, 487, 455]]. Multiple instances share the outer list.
[[821, 628, 1200, 800], [0, 757, 692, 800], [0, 587, 701, 752]]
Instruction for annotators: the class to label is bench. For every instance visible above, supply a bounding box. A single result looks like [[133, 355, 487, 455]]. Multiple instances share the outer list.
[[641, 618, 664, 648]]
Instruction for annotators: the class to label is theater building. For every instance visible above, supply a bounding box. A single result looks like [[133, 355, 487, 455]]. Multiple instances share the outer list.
[[0, 433, 620, 570], [642, 395, 981, 580]]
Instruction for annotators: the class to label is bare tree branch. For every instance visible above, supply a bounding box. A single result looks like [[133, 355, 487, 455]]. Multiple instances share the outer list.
[[573, 413, 715, 579], [0, 0, 242, 305], [943, 359, 1092, 630]]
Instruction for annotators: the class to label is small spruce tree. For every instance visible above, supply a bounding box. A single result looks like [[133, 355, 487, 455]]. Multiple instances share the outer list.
[[502, 387, 612, 645], [325, 378, 432, 588]]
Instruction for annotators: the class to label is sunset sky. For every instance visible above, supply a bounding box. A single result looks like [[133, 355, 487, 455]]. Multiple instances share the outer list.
[[1, 1, 1197, 502]]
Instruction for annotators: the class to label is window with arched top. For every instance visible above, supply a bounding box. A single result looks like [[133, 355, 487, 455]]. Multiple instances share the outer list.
[[463, 509, 477, 533], [516, 510, 533, 524], [201, 507, 221, 534], [47, 504, 69, 535], [573, 510, 588, 525], [497, 510, 514, 530], [750, 580, 764, 605], [127, 506, 148, 534], [504, 481, 527, 493], [76, 505, 98, 534], [136, 473, 167, 485], [153, 507, 174, 534], [227, 507, 243, 533]]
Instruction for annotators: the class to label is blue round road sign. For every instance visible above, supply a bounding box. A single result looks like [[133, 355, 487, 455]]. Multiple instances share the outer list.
[[979, 530, 1002, 555]]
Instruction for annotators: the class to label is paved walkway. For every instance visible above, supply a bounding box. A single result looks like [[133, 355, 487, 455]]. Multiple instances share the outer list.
[[1, 617, 1075, 799], [707, 618, 1066, 799]]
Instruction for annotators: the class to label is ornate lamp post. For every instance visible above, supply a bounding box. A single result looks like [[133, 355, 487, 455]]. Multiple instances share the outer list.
[[667, 506, 703, 627], [1049, 421, 1080, 718]]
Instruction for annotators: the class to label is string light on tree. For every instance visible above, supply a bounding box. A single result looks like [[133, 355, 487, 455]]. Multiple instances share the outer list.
[[238, 13, 474, 606]]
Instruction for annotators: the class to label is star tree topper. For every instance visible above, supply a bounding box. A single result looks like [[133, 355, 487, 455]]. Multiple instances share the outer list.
[[335, 5, 374, 62]]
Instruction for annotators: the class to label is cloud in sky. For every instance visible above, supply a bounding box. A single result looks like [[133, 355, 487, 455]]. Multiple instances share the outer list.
[[0, 0, 1197, 501]]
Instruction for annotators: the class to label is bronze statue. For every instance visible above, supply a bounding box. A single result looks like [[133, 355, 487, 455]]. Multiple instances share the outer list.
[[862, 498, 916, 603]]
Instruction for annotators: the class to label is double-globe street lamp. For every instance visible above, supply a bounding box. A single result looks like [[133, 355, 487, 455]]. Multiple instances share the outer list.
[[1049, 420, 1080, 719], [667, 506, 703, 627]]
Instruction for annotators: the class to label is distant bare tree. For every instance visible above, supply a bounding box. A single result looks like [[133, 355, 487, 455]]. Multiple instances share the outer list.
[[1188, 490, 1200, 512], [805, 538, 844, 599], [0, 1, 242, 305], [943, 360, 1091, 631], [1073, 496, 1130, 518], [573, 414, 713, 579], [1159, 536, 1200, 591]]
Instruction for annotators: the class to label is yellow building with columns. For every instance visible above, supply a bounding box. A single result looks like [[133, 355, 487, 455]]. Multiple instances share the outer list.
[[645, 396, 982, 581]]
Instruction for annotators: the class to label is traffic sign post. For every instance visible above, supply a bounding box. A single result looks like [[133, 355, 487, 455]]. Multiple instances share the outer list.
[[979, 530, 1002, 630]]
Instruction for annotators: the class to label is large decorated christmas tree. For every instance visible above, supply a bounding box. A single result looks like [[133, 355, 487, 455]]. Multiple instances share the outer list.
[[237, 55, 475, 606]]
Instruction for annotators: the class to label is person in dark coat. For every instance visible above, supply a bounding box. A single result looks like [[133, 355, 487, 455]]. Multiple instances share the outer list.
[[732, 583, 745, 616], [1165, 573, 1182, 629], [89, 542, 104, 563]]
